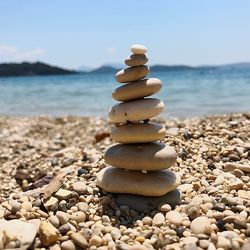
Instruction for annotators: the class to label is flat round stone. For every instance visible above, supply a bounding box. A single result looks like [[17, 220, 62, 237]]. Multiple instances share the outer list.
[[111, 122, 166, 143], [190, 216, 211, 234], [97, 167, 180, 196], [108, 98, 164, 123], [115, 65, 150, 83], [104, 142, 176, 171], [125, 54, 148, 66], [112, 78, 162, 101], [130, 44, 148, 54]]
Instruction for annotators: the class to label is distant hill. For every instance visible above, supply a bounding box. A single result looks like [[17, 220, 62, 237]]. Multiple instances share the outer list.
[[88, 64, 197, 74], [151, 65, 195, 72], [1, 61, 250, 77], [89, 64, 213, 74], [216, 62, 250, 70], [89, 63, 250, 74], [0, 62, 76, 77]]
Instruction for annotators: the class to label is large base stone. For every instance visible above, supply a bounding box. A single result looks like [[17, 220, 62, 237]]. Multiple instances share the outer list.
[[104, 142, 176, 171], [97, 166, 181, 196], [115, 189, 181, 213]]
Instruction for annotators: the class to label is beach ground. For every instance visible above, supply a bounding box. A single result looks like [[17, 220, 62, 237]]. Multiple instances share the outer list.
[[0, 113, 250, 249]]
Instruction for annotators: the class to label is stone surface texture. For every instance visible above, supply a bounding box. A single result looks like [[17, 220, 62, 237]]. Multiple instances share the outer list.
[[112, 78, 162, 101], [97, 166, 180, 196], [108, 98, 164, 123], [111, 122, 166, 143]]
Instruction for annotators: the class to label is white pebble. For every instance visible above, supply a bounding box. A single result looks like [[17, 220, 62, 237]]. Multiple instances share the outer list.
[[130, 44, 147, 54]]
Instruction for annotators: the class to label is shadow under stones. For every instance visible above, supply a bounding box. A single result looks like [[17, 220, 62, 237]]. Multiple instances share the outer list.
[[99, 189, 181, 227]]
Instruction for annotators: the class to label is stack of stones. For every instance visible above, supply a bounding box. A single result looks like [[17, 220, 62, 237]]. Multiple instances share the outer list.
[[97, 44, 181, 211]]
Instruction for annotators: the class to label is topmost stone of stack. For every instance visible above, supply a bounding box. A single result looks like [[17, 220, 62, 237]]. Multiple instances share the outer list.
[[131, 44, 148, 55]]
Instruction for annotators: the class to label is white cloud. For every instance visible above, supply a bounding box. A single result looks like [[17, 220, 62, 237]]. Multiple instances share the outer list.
[[106, 47, 116, 54], [0, 44, 46, 62]]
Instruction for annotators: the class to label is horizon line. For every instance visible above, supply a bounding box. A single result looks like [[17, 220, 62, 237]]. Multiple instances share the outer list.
[[1, 60, 250, 71]]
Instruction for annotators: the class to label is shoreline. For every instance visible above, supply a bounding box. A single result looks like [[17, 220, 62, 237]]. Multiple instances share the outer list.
[[0, 112, 250, 249], [0, 110, 250, 120]]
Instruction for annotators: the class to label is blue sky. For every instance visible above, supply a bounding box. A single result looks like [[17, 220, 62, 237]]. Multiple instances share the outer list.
[[0, 0, 250, 69]]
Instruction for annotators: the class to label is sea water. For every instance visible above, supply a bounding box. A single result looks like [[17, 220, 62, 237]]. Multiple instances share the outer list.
[[0, 68, 250, 118]]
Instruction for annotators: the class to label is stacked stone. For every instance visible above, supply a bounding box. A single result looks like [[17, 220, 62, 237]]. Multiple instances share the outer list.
[[97, 44, 181, 207]]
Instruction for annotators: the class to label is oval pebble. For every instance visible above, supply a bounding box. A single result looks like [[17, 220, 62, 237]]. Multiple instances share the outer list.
[[125, 54, 148, 66], [111, 122, 166, 144], [97, 166, 180, 196], [61, 240, 76, 250], [153, 213, 165, 226], [166, 211, 183, 226], [112, 78, 162, 101], [104, 142, 176, 171], [77, 202, 89, 212], [72, 181, 87, 195], [130, 44, 148, 54], [142, 216, 153, 225], [89, 235, 102, 247], [190, 216, 211, 234], [115, 65, 149, 83], [108, 98, 164, 123], [71, 211, 86, 223], [56, 211, 70, 225]]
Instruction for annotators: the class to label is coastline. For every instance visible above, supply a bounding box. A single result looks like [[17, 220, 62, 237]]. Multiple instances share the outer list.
[[0, 112, 250, 248]]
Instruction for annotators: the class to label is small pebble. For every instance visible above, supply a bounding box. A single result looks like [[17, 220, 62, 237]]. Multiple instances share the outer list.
[[159, 204, 171, 212], [77, 202, 89, 212], [152, 213, 165, 226], [61, 240, 76, 250], [190, 216, 211, 235], [142, 216, 153, 226], [72, 181, 87, 195], [56, 211, 70, 225], [71, 211, 86, 223], [166, 211, 183, 226], [130, 44, 147, 54], [89, 235, 102, 247], [188, 206, 200, 219]]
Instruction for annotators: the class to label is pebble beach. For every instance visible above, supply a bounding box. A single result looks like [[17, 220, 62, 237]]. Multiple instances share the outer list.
[[0, 113, 250, 250]]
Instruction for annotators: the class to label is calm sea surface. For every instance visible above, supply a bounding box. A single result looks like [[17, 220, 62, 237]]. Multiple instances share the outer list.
[[0, 69, 250, 118]]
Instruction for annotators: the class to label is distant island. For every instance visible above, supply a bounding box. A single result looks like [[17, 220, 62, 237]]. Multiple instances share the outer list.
[[0, 61, 249, 77], [0, 62, 76, 77]]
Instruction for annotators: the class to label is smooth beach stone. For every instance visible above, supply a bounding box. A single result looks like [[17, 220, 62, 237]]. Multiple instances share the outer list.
[[153, 213, 165, 226], [61, 240, 76, 250], [166, 211, 183, 226], [108, 98, 164, 123], [130, 44, 148, 54], [115, 190, 181, 212], [72, 181, 87, 194], [0, 219, 37, 249], [71, 211, 86, 223], [125, 54, 148, 66], [70, 232, 88, 249], [190, 216, 211, 234], [97, 166, 181, 196], [112, 78, 162, 101], [111, 122, 166, 143], [115, 65, 150, 83], [104, 142, 176, 171]]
